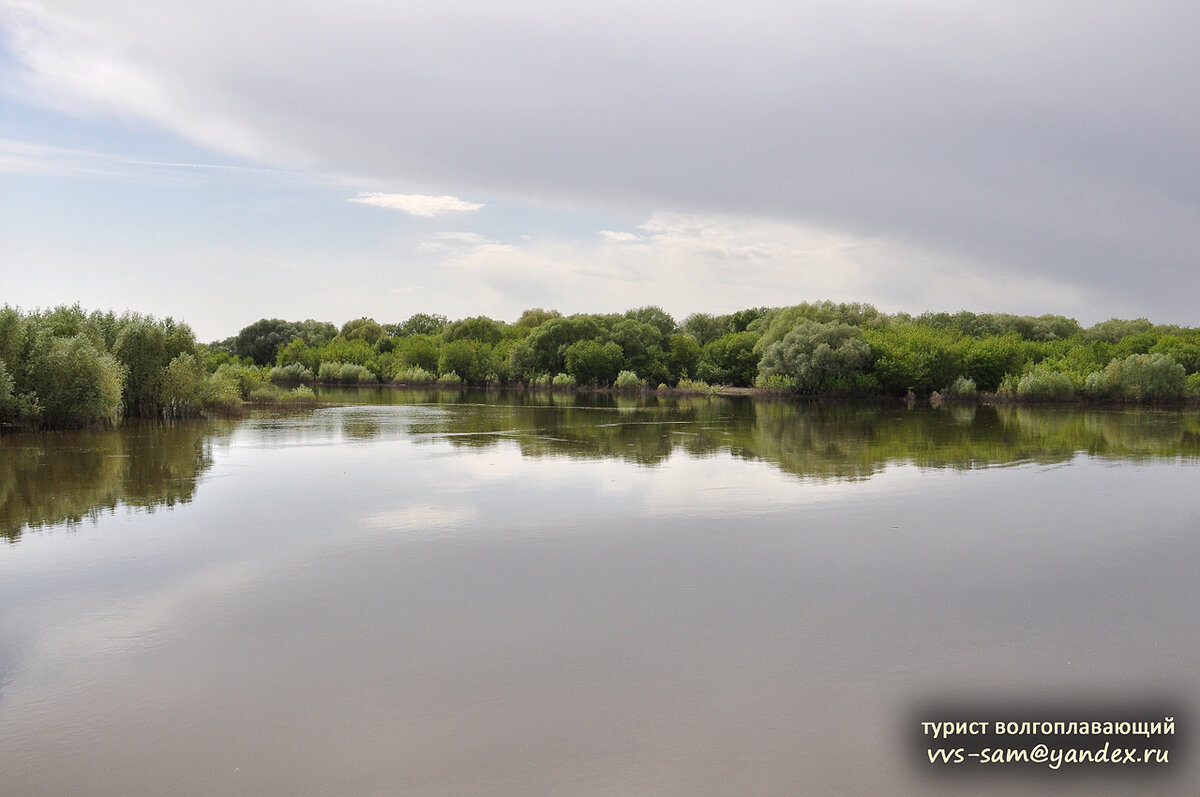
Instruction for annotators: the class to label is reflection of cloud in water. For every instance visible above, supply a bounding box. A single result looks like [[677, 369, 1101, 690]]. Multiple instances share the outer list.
[[362, 504, 478, 534], [8, 395, 1200, 543]]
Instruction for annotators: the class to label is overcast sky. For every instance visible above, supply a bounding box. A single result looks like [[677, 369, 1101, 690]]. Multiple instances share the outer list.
[[2, 0, 1198, 340]]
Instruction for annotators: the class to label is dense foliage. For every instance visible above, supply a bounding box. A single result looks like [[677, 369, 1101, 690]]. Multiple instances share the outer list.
[[4, 302, 1199, 429], [0, 305, 263, 428]]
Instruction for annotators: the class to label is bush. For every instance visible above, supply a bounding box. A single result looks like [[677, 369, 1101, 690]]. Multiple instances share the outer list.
[[1016, 368, 1075, 400], [697, 331, 760, 386], [944, 376, 977, 398], [674, 378, 718, 394], [248, 384, 283, 403], [1098, 353, 1187, 400], [564, 339, 624, 385], [755, 373, 798, 390], [392, 366, 435, 384], [995, 373, 1019, 398], [438, 339, 491, 383], [161, 353, 207, 416], [25, 334, 124, 427], [0, 358, 16, 421], [551, 372, 576, 388], [340, 363, 375, 384], [268, 363, 312, 383], [317, 361, 375, 384], [281, 385, 317, 403], [758, 320, 871, 394], [436, 370, 462, 385], [200, 371, 243, 412], [614, 370, 642, 389]]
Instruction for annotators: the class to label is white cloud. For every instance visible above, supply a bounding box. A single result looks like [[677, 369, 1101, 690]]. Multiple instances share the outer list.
[[349, 192, 484, 217], [418, 231, 508, 254], [599, 230, 639, 242], [429, 211, 1096, 321]]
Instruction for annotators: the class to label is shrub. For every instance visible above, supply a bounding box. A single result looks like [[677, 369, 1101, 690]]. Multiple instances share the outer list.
[[26, 334, 124, 427], [564, 339, 624, 385], [0, 358, 15, 421], [200, 371, 243, 412], [161, 353, 206, 416], [758, 320, 872, 394], [215, 362, 267, 396], [436, 370, 462, 385], [994, 373, 1019, 397], [338, 363, 375, 384], [944, 375, 977, 398], [268, 363, 312, 383], [1099, 353, 1187, 400], [614, 370, 641, 389], [551, 372, 576, 388], [317, 361, 374, 384], [755, 373, 798, 390], [697, 331, 760, 386], [1016, 368, 1075, 400], [248, 384, 283, 403], [281, 385, 317, 403], [1083, 370, 1112, 398], [392, 366, 435, 384], [675, 378, 718, 394]]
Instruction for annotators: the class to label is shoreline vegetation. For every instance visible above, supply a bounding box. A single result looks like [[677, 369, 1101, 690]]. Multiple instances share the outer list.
[[2, 302, 1199, 430]]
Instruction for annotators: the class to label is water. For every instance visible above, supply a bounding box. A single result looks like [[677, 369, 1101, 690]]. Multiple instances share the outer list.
[[2, 391, 1198, 795]]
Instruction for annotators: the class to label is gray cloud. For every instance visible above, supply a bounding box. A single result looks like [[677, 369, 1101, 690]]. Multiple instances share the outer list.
[[4, 0, 1199, 321]]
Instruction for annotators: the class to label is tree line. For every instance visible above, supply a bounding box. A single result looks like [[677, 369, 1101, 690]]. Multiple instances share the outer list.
[[3, 301, 1199, 428]]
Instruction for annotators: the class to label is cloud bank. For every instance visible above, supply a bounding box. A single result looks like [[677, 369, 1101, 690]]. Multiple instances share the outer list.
[[3, 0, 1199, 325]]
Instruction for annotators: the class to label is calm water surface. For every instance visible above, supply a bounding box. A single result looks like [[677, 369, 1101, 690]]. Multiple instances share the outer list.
[[3, 391, 1199, 795]]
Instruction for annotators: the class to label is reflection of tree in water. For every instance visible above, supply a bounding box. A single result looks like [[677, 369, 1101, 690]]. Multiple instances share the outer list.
[[401, 391, 1200, 478], [1, 420, 233, 542], [7, 393, 1199, 540]]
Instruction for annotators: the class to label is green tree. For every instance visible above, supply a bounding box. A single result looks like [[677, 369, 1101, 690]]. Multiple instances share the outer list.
[[0, 357, 16, 421], [393, 334, 440, 372], [624, 306, 677, 337], [111, 316, 195, 416], [668, 334, 702, 383], [509, 315, 605, 380], [757, 321, 872, 394], [442, 316, 505, 344], [161, 353, 207, 416], [1094, 353, 1187, 400], [397, 313, 449, 337], [277, 338, 320, 371], [680, 313, 729, 346], [1084, 318, 1154, 343], [438, 340, 491, 383], [515, 308, 562, 328], [697, 331, 761, 386], [340, 317, 385, 345], [564, 340, 624, 384], [866, 324, 965, 395], [234, 318, 298, 366], [294, 319, 338, 347], [25, 334, 124, 427], [960, 334, 1027, 392]]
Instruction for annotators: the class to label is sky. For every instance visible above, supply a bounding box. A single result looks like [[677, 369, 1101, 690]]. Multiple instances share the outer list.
[[1, 1, 1198, 342]]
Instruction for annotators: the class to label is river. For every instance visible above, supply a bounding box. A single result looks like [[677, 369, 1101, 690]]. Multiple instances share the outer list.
[[2, 390, 1197, 795]]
